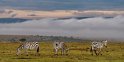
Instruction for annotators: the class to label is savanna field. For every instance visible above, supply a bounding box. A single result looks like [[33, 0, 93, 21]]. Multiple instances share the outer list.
[[0, 41, 124, 62]]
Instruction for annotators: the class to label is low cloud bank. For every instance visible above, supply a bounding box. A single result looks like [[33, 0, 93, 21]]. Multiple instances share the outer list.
[[0, 15, 124, 40]]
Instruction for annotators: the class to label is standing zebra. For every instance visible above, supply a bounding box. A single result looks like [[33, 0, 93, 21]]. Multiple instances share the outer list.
[[90, 40, 108, 56], [53, 41, 69, 55], [16, 42, 40, 56]]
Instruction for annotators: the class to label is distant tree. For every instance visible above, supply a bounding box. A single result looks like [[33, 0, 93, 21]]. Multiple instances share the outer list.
[[19, 38, 26, 42]]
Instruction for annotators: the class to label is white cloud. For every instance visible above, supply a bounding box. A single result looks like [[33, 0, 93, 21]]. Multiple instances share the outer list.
[[0, 16, 124, 40]]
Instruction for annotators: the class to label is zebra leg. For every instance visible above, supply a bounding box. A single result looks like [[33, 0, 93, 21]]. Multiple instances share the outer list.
[[61, 49, 62, 55], [61, 48, 64, 55], [90, 46, 94, 56], [16, 48, 21, 56], [65, 48, 69, 55], [61, 49, 63, 55], [16, 44, 23, 56], [24, 49, 28, 56], [97, 48, 101, 56], [63, 49, 66, 55], [36, 46, 40, 56], [94, 50, 98, 56], [99, 48, 102, 55], [54, 48, 58, 55], [91, 50, 94, 56], [97, 49, 102, 56]]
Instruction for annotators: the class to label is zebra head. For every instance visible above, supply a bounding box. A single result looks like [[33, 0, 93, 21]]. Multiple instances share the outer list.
[[92, 41, 98, 45], [102, 40, 108, 48]]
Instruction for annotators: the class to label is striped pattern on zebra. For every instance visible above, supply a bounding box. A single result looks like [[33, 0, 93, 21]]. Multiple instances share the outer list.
[[90, 40, 108, 56], [16, 42, 40, 56], [53, 41, 69, 55]]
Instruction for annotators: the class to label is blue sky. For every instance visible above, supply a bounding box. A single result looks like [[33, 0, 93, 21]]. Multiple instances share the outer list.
[[0, 0, 124, 10]]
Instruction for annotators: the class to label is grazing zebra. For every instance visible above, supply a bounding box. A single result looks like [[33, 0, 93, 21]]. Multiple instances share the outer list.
[[53, 41, 69, 55], [16, 42, 40, 56], [90, 40, 108, 56]]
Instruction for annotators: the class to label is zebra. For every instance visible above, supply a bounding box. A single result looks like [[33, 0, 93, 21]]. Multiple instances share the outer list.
[[16, 41, 40, 56], [53, 41, 69, 55], [90, 40, 108, 56]]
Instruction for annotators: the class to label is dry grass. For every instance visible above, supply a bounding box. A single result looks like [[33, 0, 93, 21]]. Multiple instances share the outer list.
[[0, 41, 124, 62]]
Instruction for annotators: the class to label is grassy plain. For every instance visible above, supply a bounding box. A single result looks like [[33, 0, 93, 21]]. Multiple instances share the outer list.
[[0, 41, 124, 62]]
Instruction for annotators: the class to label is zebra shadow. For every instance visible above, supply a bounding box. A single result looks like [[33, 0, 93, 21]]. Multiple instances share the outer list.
[[12, 57, 36, 59], [12, 54, 39, 59]]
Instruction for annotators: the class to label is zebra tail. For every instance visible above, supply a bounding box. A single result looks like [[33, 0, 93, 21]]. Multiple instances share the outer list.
[[90, 46, 92, 52], [37, 46, 39, 53]]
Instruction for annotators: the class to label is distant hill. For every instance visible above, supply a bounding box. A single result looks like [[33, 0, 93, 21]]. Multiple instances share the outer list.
[[0, 17, 115, 24], [0, 35, 82, 42], [0, 18, 30, 23]]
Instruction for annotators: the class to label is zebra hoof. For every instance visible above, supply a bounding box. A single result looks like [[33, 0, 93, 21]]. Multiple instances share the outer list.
[[65, 54, 68, 56], [106, 51, 109, 52], [61, 54, 63, 56], [96, 54, 99, 56], [91, 54, 93, 56], [54, 54, 58, 56], [38, 54, 40, 56], [35, 54, 40, 56], [105, 46, 107, 48]]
